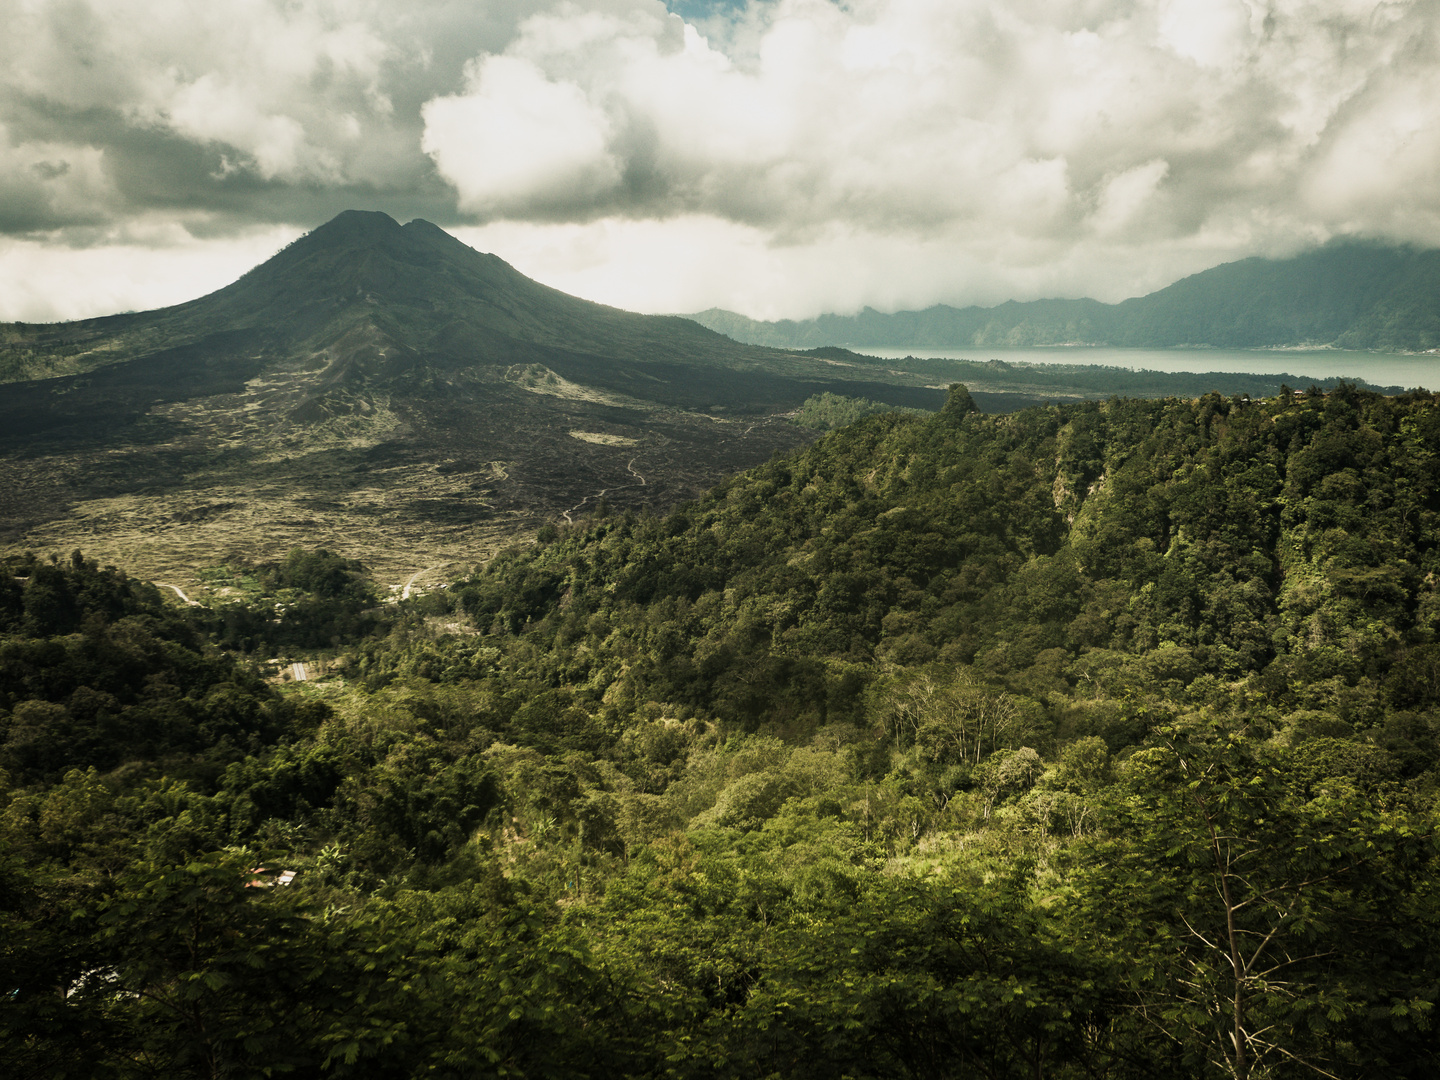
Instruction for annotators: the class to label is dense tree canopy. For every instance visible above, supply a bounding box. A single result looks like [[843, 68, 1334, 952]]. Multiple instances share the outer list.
[[3, 384, 1439, 1077]]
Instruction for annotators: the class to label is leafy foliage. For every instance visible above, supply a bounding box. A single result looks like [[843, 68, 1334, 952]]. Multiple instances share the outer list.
[[0, 552, 318, 785], [4, 385, 1440, 1076], [792, 391, 921, 430]]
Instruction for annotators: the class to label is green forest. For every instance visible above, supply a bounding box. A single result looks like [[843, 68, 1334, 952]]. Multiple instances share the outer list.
[[4, 382, 1440, 1078]]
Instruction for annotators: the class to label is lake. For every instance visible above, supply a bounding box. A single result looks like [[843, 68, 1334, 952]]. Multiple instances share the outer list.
[[861, 346, 1440, 392]]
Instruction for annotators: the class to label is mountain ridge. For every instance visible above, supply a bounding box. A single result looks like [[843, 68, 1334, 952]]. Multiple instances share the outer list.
[[0, 209, 768, 388], [688, 241, 1440, 352]]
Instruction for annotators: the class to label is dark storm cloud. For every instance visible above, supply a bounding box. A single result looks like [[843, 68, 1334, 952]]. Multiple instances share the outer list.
[[0, 0, 555, 235]]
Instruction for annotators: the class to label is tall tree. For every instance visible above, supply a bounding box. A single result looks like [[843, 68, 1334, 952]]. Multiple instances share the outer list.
[[1069, 726, 1439, 1078]]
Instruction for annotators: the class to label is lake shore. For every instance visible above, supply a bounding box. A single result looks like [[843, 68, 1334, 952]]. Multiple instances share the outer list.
[[858, 345, 1439, 391]]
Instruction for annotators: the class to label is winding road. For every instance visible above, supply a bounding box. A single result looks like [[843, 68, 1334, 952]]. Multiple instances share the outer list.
[[401, 568, 428, 600], [562, 457, 649, 524]]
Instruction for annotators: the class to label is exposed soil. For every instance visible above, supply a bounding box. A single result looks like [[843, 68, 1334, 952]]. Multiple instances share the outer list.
[[0, 353, 818, 595]]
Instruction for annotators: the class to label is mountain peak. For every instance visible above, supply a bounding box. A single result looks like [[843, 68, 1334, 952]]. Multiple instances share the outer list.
[[15, 212, 773, 389], [307, 209, 404, 245], [212, 209, 484, 323], [299, 211, 459, 256], [400, 217, 450, 239], [277, 210, 496, 270]]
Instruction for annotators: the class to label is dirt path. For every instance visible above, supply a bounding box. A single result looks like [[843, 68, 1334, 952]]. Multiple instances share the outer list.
[[560, 450, 660, 525], [400, 567, 434, 600], [156, 582, 200, 606], [562, 488, 611, 525]]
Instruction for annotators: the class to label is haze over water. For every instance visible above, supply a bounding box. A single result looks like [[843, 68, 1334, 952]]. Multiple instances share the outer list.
[[864, 347, 1440, 393]]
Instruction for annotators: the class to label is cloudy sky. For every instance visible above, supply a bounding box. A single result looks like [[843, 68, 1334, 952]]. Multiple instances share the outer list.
[[2, 0, 1438, 322]]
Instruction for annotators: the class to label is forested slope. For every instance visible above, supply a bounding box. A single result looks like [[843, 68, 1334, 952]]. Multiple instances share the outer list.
[[4, 384, 1440, 1078], [453, 382, 1440, 738]]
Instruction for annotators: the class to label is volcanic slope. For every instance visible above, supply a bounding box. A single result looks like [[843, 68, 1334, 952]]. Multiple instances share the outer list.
[[0, 211, 946, 593]]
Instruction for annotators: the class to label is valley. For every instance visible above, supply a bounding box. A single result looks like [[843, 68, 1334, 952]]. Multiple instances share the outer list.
[[0, 352, 814, 592], [0, 211, 950, 593]]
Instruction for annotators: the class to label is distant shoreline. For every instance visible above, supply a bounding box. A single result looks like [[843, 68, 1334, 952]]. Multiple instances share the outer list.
[[847, 345, 1437, 391]]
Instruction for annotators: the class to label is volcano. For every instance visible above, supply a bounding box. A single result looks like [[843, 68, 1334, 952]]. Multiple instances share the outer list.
[[0, 212, 942, 591]]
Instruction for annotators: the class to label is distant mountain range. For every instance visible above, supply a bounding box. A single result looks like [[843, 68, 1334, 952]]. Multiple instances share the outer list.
[[688, 242, 1440, 352]]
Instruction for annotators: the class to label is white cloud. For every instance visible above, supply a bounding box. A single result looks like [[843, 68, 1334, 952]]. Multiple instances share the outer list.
[[422, 55, 622, 213], [1302, 60, 1440, 238], [0, 0, 549, 194], [1093, 160, 1171, 238], [2, 0, 395, 184], [452, 211, 1243, 321], [0, 124, 115, 229], [2, 0, 1439, 322], [1157, 0, 1255, 68], [0, 222, 300, 322], [417, 0, 1440, 309]]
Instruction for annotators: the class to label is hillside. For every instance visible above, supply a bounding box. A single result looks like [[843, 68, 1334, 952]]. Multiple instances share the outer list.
[[5, 384, 1439, 1078], [0, 212, 957, 590], [691, 240, 1440, 351]]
